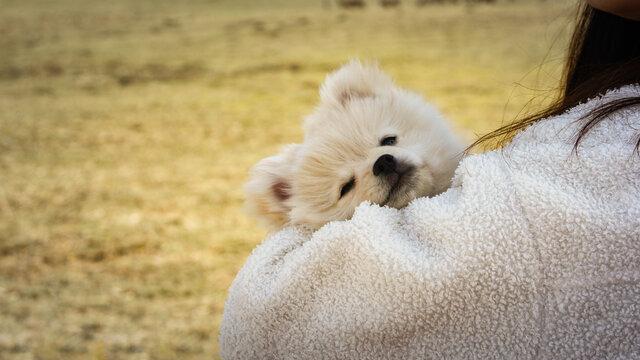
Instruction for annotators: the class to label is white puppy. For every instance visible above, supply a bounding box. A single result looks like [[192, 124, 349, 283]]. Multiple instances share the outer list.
[[245, 61, 463, 231]]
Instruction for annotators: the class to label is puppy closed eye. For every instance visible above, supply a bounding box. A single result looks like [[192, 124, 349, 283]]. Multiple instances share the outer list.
[[340, 178, 355, 198], [380, 136, 397, 146]]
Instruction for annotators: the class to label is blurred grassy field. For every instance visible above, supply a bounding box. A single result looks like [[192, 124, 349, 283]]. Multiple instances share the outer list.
[[1, 0, 572, 358]]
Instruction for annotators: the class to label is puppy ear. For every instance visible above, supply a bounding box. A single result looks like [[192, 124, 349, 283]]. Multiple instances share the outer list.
[[319, 59, 393, 107], [244, 144, 299, 231]]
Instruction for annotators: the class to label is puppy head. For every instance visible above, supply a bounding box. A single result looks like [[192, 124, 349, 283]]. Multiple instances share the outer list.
[[245, 60, 463, 230]]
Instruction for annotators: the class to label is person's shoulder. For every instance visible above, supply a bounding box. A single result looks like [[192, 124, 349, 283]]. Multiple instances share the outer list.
[[567, 83, 640, 120], [505, 83, 640, 153], [448, 84, 640, 195]]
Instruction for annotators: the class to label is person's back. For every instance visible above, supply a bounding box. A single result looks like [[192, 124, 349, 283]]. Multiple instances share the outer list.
[[220, 84, 640, 358]]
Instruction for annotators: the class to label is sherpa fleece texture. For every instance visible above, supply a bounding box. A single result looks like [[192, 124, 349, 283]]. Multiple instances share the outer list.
[[220, 85, 640, 359]]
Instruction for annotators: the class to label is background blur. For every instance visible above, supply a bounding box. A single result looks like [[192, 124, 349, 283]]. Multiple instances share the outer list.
[[1, 0, 572, 358]]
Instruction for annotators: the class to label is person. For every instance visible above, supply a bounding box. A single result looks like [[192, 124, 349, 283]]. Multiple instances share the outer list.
[[220, 1, 640, 358]]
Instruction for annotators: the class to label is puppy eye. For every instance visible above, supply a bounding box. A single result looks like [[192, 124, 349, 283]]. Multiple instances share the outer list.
[[380, 136, 396, 146], [340, 178, 355, 198]]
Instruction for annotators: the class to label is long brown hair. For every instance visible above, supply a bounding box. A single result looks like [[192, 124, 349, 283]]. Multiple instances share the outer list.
[[468, 2, 640, 153]]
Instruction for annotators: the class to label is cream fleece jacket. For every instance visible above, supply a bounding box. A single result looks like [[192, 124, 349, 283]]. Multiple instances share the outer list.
[[220, 85, 640, 359]]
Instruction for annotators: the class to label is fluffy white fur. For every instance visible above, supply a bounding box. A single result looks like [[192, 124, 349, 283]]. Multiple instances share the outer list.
[[245, 61, 463, 230]]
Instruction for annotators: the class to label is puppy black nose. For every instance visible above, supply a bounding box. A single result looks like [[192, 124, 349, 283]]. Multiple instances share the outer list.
[[373, 154, 396, 176]]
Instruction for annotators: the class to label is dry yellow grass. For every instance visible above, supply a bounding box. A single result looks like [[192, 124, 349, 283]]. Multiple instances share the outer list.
[[0, 0, 572, 358]]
